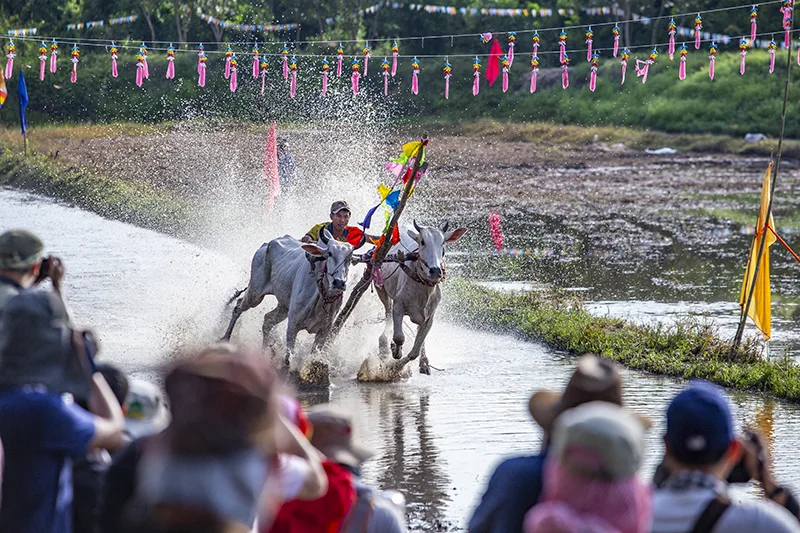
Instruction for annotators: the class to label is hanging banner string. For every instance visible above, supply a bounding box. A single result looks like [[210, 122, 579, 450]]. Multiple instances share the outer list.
[[7, 28, 799, 57], [7, 28, 37, 36], [2, 0, 782, 47]]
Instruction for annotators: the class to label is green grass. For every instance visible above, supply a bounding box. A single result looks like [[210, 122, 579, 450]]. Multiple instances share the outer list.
[[0, 149, 203, 239], [444, 279, 800, 401]]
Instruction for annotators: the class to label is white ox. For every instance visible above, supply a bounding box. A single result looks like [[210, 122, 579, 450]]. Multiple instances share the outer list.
[[222, 229, 361, 367], [375, 221, 467, 374]]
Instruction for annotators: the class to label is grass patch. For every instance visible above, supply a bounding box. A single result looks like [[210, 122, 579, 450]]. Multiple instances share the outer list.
[[0, 149, 203, 239], [444, 279, 800, 401]]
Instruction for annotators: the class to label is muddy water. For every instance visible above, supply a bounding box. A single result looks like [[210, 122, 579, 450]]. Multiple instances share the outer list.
[[3, 187, 800, 532]]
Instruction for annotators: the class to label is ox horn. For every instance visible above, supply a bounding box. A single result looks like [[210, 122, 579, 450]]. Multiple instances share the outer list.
[[413, 220, 422, 233], [319, 228, 330, 245], [441, 221, 449, 233]]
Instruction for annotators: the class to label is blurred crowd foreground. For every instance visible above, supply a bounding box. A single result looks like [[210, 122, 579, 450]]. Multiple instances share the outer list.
[[1, 227, 800, 533]]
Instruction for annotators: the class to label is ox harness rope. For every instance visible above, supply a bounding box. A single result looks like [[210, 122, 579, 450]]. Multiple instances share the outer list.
[[311, 260, 344, 306]]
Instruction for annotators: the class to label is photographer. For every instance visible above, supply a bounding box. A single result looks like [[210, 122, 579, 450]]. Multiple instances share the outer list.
[[0, 290, 125, 533], [651, 382, 800, 533], [0, 229, 65, 313]]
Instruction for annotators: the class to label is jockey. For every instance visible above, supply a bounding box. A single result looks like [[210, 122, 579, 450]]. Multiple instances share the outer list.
[[277, 138, 295, 190], [301, 201, 368, 249]]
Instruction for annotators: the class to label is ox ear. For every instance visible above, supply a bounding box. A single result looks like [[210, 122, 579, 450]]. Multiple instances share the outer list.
[[301, 244, 325, 257], [407, 228, 420, 242], [444, 227, 468, 243]]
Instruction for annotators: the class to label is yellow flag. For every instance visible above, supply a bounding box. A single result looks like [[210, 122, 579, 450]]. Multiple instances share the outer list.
[[739, 162, 777, 338]]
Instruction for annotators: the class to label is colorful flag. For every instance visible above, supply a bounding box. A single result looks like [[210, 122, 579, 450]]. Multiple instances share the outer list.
[[18, 72, 28, 134], [263, 121, 280, 212], [0, 74, 6, 109], [739, 162, 776, 338]]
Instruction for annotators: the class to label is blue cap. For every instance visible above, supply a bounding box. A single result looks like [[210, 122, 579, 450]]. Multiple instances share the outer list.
[[666, 382, 734, 465]]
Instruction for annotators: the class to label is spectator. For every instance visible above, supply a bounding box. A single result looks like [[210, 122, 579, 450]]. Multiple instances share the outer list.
[[524, 401, 652, 533], [0, 290, 125, 533], [651, 382, 800, 533], [469, 354, 650, 533], [309, 406, 405, 533], [0, 229, 65, 312], [277, 138, 295, 190], [126, 344, 326, 533], [72, 363, 130, 533]]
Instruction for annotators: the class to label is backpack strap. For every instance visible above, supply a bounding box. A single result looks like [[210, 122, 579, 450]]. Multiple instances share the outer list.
[[688, 494, 731, 533], [339, 485, 375, 533]]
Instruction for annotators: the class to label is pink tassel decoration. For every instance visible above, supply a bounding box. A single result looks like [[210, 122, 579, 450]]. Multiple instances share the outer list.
[[612, 26, 620, 58], [694, 14, 702, 49], [321, 58, 329, 96], [635, 48, 658, 84], [740, 38, 748, 75], [382, 58, 390, 96], [507, 32, 516, 67], [363, 43, 371, 77], [136, 51, 145, 87], [391, 41, 399, 77], [224, 45, 232, 79], [411, 57, 420, 95], [166, 44, 176, 79], [289, 56, 297, 98], [140, 43, 149, 79], [198, 50, 207, 87], [351, 59, 360, 95], [252, 44, 260, 78], [5, 40, 14, 80], [620, 48, 629, 85], [501, 55, 509, 93], [751, 6, 758, 42], [532, 31, 540, 59], [589, 52, 599, 92], [708, 42, 717, 80], [50, 40, 58, 73], [797, 35, 800, 65], [443, 59, 451, 99], [70, 44, 79, 84], [668, 19, 677, 59], [260, 57, 268, 95], [197, 44, 204, 75], [282, 45, 289, 79], [39, 42, 47, 81], [679, 44, 688, 80], [530, 55, 539, 93], [472, 56, 481, 96], [783, 0, 793, 48], [110, 41, 119, 78], [769, 39, 777, 73], [229, 55, 238, 92], [559, 30, 567, 61], [585, 27, 593, 62], [488, 212, 504, 253], [561, 54, 570, 89], [336, 44, 344, 77]]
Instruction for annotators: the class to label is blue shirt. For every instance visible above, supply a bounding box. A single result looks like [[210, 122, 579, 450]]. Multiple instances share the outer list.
[[0, 387, 96, 533], [468, 454, 546, 533]]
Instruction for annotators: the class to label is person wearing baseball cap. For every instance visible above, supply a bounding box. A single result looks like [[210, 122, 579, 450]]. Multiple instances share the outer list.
[[651, 382, 800, 533], [524, 401, 653, 533], [300, 201, 367, 249], [0, 229, 65, 313], [469, 354, 651, 533]]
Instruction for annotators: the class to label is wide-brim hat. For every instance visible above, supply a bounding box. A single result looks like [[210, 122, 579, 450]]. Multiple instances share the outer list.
[[125, 379, 172, 440], [529, 354, 652, 433], [308, 406, 374, 469]]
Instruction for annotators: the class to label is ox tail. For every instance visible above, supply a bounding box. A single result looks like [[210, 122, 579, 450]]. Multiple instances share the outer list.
[[226, 286, 248, 307]]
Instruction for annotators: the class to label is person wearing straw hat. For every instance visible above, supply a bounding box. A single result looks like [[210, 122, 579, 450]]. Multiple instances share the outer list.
[[469, 354, 651, 533]]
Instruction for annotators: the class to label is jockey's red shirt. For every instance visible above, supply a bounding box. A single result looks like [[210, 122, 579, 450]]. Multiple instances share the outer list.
[[305, 222, 365, 249]]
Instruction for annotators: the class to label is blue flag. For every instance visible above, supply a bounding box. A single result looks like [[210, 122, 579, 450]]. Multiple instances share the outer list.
[[17, 72, 28, 135]]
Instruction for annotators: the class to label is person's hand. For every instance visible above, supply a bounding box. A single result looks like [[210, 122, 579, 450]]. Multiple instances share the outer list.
[[48, 256, 65, 292], [739, 429, 778, 495], [300, 235, 312, 244]]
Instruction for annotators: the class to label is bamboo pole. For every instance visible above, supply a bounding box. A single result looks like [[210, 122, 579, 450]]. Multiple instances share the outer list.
[[732, 19, 794, 349], [327, 136, 427, 342]]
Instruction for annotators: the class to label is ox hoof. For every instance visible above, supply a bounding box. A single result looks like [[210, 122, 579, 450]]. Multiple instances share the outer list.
[[290, 360, 330, 390], [357, 355, 412, 382], [390, 342, 403, 360]]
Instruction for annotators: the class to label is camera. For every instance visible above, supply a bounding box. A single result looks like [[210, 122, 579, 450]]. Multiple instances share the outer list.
[[727, 429, 766, 483], [35, 256, 51, 283]]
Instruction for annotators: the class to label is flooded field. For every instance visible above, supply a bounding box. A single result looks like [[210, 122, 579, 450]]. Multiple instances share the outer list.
[[3, 186, 800, 531]]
